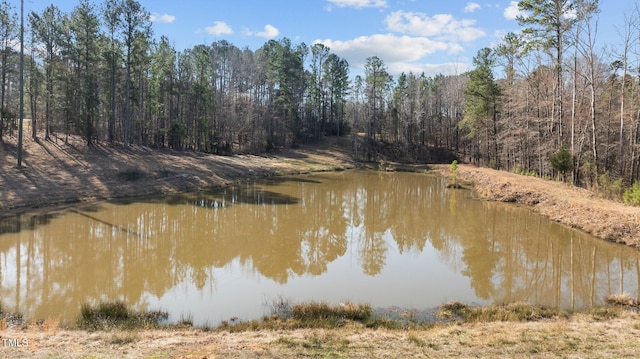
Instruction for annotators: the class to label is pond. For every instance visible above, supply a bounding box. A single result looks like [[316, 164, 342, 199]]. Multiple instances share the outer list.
[[1, 170, 639, 326]]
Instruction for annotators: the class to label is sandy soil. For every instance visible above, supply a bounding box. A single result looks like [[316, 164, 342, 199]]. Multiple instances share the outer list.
[[433, 164, 640, 248]]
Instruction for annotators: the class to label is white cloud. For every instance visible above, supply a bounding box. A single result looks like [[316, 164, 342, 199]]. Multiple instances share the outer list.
[[256, 24, 280, 39], [149, 13, 176, 24], [464, 2, 481, 13], [205, 21, 233, 36], [317, 34, 450, 65], [314, 33, 470, 78], [385, 11, 485, 42], [326, 0, 386, 9], [504, 1, 523, 20]]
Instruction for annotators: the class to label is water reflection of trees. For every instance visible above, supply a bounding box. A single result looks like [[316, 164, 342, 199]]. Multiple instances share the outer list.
[[440, 192, 640, 309], [0, 171, 639, 323]]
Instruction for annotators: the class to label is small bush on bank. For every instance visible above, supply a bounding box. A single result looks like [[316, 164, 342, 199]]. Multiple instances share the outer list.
[[599, 172, 624, 200], [78, 301, 168, 330], [623, 182, 640, 206], [291, 301, 372, 323]]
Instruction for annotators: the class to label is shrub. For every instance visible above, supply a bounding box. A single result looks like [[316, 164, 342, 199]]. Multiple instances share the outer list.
[[549, 146, 572, 178], [78, 301, 168, 330], [291, 302, 372, 324], [599, 172, 624, 200], [623, 182, 640, 206]]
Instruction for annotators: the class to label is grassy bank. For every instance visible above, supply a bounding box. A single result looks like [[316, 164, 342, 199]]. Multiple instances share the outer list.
[[3, 299, 640, 358], [54, 297, 635, 332]]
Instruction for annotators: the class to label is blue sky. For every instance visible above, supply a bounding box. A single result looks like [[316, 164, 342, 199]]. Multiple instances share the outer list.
[[22, 0, 630, 77]]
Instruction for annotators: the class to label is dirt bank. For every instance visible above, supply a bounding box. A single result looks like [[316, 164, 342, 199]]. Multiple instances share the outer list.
[[434, 164, 640, 248], [0, 135, 355, 217]]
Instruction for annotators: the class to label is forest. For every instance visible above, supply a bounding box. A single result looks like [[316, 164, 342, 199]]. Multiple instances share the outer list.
[[1, 0, 640, 198]]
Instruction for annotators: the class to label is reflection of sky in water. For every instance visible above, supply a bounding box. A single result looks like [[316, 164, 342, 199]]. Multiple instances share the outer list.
[[1, 171, 639, 326], [149, 236, 478, 326]]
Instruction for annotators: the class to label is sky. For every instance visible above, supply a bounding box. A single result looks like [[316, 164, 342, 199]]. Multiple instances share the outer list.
[[20, 0, 632, 78]]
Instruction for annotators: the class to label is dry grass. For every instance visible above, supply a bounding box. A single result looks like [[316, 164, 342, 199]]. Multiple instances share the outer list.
[[4, 309, 640, 358], [0, 300, 638, 358], [606, 293, 640, 308], [438, 301, 568, 323]]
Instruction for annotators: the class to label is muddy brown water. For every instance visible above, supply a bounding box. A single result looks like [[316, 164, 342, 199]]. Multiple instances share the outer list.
[[1, 171, 639, 326]]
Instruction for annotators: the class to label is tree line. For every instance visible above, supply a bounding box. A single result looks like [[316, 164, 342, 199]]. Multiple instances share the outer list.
[[1, 0, 640, 194], [460, 0, 640, 194], [0, 0, 350, 154]]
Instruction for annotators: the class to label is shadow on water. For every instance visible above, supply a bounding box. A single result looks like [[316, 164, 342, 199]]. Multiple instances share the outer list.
[[109, 184, 300, 207], [204, 185, 300, 205], [1, 180, 302, 234], [0, 213, 58, 236], [255, 176, 323, 186]]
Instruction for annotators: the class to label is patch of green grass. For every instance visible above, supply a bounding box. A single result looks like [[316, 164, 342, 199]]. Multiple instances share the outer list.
[[407, 334, 427, 347], [77, 301, 168, 330], [109, 332, 138, 345], [291, 302, 372, 324], [276, 337, 298, 348], [302, 334, 324, 349], [588, 307, 622, 321]]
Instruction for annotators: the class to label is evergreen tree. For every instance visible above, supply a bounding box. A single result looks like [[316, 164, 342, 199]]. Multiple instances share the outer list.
[[69, 0, 101, 145], [364, 56, 392, 159], [462, 48, 501, 166], [119, 0, 151, 146], [0, 0, 16, 140], [29, 4, 64, 140]]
